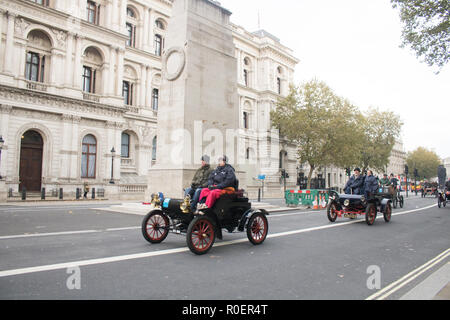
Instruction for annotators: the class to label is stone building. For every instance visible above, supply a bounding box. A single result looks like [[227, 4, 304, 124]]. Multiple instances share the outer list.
[[0, 0, 299, 200]]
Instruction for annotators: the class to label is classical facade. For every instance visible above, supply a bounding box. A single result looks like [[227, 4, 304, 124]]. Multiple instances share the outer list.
[[0, 0, 299, 200]]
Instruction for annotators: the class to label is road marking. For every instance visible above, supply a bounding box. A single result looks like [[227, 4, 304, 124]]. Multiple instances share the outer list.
[[0, 203, 437, 278], [366, 248, 450, 300]]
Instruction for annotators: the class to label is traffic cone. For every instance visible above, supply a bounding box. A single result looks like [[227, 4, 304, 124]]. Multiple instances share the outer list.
[[313, 195, 319, 210], [321, 195, 327, 208]]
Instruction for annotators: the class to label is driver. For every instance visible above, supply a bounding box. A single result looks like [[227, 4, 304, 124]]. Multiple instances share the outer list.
[[344, 168, 365, 195], [196, 155, 237, 212]]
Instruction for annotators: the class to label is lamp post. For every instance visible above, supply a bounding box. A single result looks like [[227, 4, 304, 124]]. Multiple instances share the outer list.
[[0, 136, 4, 180], [109, 147, 115, 184]]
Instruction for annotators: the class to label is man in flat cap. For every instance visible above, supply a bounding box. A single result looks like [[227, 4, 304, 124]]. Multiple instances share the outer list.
[[344, 167, 365, 195], [185, 155, 214, 211]]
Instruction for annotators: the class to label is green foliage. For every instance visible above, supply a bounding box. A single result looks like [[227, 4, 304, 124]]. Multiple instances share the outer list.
[[271, 79, 403, 188], [391, 0, 450, 71], [406, 147, 442, 179]]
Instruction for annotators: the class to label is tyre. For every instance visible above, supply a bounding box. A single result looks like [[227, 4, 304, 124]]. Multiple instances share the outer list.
[[383, 202, 392, 223], [438, 197, 442, 208], [399, 195, 404, 208], [365, 203, 377, 226], [142, 211, 170, 244], [392, 197, 398, 209], [327, 202, 338, 222], [186, 216, 216, 255], [247, 212, 269, 245]]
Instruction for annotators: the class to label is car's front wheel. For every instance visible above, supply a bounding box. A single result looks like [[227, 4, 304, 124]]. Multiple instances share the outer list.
[[365, 203, 377, 226], [327, 202, 338, 222], [142, 211, 170, 244]]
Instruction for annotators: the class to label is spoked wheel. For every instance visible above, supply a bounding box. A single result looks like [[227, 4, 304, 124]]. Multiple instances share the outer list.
[[327, 202, 338, 222], [247, 212, 268, 245], [186, 216, 216, 255], [399, 195, 404, 208], [392, 197, 398, 209], [142, 211, 170, 244], [365, 203, 377, 226], [383, 202, 392, 223]]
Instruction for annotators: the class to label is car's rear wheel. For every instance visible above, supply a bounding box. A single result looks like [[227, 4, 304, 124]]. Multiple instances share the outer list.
[[383, 202, 392, 223], [438, 197, 442, 208], [365, 203, 377, 226], [142, 211, 170, 244], [399, 195, 404, 208], [247, 212, 268, 245], [392, 197, 398, 209], [327, 202, 338, 222], [187, 216, 216, 255]]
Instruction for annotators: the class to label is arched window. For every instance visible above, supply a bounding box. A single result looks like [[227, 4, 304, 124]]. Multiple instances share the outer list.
[[155, 19, 165, 30], [25, 30, 52, 83], [126, 7, 137, 47], [81, 134, 97, 178], [243, 57, 252, 87], [121, 132, 130, 158], [82, 47, 103, 94]]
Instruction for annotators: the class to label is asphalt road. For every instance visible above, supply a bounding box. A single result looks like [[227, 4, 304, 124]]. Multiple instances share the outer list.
[[0, 196, 448, 301]]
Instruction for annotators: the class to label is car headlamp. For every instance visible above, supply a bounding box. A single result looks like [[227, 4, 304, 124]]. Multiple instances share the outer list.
[[360, 195, 365, 203], [344, 199, 350, 207]]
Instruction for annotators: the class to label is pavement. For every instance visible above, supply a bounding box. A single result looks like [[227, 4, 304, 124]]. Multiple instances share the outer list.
[[1, 192, 448, 300]]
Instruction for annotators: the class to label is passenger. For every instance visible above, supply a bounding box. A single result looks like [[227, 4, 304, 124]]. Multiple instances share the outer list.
[[184, 155, 214, 211], [197, 156, 237, 211], [446, 179, 450, 190], [389, 173, 399, 197], [379, 173, 390, 186], [344, 168, 365, 195], [364, 170, 379, 198]]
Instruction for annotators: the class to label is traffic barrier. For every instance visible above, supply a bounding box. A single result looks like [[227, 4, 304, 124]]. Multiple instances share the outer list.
[[285, 189, 330, 208]]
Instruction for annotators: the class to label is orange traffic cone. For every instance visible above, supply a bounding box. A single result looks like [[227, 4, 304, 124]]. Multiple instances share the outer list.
[[313, 195, 319, 210]]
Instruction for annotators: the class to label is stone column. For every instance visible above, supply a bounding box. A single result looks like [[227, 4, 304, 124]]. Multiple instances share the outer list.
[[65, 32, 74, 87], [143, 7, 149, 50], [119, 0, 126, 33], [3, 12, 16, 74], [73, 34, 83, 89], [115, 48, 124, 96], [0, 10, 4, 54], [109, 45, 117, 96], [140, 63, 147, 107], [145, 66, 152, 108]]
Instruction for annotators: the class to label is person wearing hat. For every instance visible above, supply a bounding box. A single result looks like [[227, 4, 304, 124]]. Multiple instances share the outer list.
[[379, 174, 391, 187], [344, 167, 365, 195], [197, 155, 237, 211], [364, 170, 379, 198], [184, 155, 214, 211]]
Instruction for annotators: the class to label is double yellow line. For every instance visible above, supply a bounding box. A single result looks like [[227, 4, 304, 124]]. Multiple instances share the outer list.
[[366, 248, 450, 300]]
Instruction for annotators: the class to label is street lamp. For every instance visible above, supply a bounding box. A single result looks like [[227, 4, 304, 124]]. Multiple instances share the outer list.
[[0, 136, 4, 180], [109, 147, 115, 184]]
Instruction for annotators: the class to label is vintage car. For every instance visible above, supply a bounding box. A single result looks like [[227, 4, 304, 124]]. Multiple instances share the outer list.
[[437, 188, 450, 208], [422, 183, 438, 197], [141, 188, 269, 255], [326, 189, 392, 226]]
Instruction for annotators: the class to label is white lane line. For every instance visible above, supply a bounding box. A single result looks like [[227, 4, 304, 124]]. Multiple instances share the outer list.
[[366, 248, 450, 300], [0, 230, 100, 240], [0, 203, 437, 278]]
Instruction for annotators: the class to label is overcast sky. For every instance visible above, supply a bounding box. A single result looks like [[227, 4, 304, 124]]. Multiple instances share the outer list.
[[219, 0, 450, 160]]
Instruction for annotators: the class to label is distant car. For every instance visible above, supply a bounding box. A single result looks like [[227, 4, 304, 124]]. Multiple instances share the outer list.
[[141, 186, 269, 255], [326, 189, 392, 226]]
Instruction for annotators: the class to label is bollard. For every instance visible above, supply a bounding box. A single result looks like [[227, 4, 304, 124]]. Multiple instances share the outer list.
[[76, 188, 81, 200], [59, 188, 63, 200], [41, 188, 46, 200], [258, 188, 261, 202], [91, 188, 95, 199], [22, 188, 26, 200]]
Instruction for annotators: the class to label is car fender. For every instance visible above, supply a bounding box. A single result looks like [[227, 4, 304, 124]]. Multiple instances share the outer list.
[[238, 208, 269, 232], [380, 198, 391, 212]]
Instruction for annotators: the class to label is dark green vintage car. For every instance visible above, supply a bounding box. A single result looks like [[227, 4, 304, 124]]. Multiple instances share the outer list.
[[326, 189, 392, 226]]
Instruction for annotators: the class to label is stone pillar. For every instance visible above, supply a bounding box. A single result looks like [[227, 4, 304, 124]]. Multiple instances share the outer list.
[[73, 35, 83, 89], [4, 12, 15, 74], [65, 33, 74, 87], [115, 48, 124, 96], [146, 0, 239, 199]]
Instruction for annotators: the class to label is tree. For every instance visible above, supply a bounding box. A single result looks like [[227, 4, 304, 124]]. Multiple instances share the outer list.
[[271, 80, 361, 189], [357, 108, 403, 173], [391, 0, 450, 71], [406, 147, 442, 180]]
